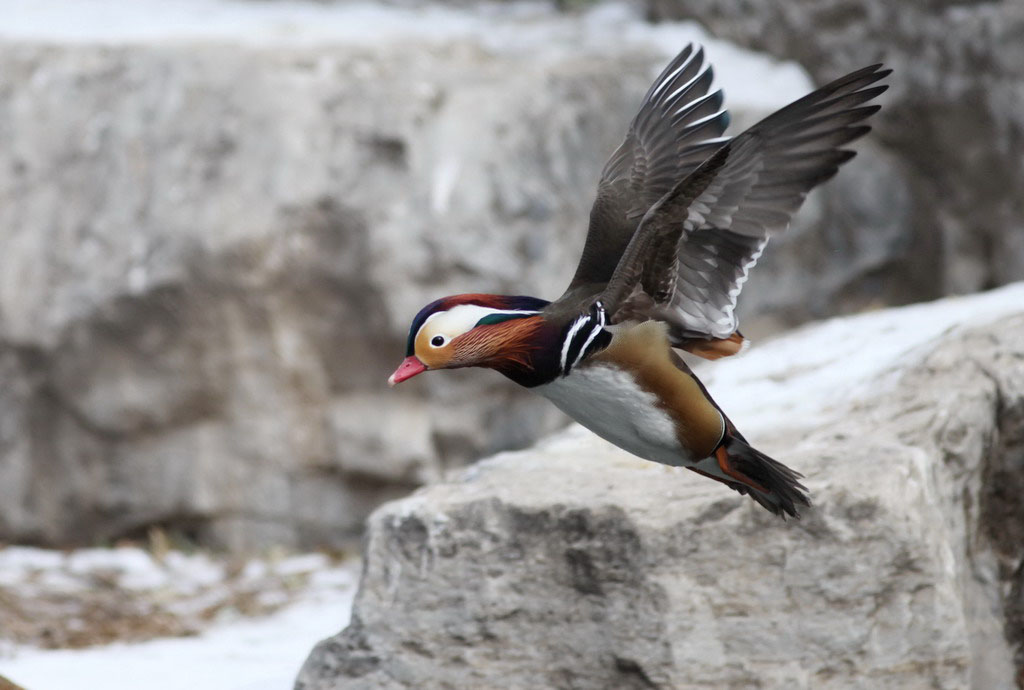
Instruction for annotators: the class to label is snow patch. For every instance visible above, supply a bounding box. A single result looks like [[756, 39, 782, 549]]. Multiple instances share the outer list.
[[0, 591, 357, 690], [0, 546, 359, 690], [701, 282, 1024, 436]]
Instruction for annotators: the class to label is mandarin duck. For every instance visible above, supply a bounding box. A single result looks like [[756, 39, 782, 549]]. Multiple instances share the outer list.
[[389, 45, 890, 518]]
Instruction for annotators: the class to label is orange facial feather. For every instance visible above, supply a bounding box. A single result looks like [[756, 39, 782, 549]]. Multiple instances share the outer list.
[[453, 317, 543, 370]]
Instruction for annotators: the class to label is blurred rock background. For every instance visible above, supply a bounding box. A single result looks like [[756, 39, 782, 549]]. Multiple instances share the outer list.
[[0, 0, 1020, 552]]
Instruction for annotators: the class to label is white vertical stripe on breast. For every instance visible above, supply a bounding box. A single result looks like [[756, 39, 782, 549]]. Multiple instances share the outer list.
[[572, 305, 607, 371], [559, 315, 588, 373]]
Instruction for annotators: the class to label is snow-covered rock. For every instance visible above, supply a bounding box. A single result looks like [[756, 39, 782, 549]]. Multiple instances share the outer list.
[[297, 284, 1024, 689]]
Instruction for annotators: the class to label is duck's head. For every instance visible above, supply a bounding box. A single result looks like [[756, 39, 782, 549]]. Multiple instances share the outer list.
[[388, 294, 550, 386]]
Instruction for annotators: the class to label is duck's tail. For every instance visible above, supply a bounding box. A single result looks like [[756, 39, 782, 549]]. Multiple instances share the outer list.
[[688, 433, 810, 519]]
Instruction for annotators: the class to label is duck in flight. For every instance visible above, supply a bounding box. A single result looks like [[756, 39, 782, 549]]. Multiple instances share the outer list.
[[389, 45, 890, 518]]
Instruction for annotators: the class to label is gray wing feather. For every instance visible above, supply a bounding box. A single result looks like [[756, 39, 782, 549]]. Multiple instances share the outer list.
[[601, 63, 891, 341], [661, 230, 767, 339], [567, 44, 731, 289]]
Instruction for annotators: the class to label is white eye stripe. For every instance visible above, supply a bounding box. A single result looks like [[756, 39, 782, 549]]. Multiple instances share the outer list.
[[416, 305, 541, 345]]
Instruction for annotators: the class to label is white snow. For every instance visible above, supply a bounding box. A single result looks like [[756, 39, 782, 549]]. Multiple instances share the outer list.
[[0, 0, 812, 111], [0, 547, 359, 690], [700, 282, 1024, 436], [0, 545, 228, 595], [0, 592, 356, 690]]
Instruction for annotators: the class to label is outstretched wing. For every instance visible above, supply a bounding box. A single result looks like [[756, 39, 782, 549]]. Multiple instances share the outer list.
[[599, 64, 891, 344], [566, 44, 731, 289]]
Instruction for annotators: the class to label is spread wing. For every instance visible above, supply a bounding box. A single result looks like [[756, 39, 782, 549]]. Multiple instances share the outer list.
[[599, 63, 891, 344], [566, 44, 731, 289]]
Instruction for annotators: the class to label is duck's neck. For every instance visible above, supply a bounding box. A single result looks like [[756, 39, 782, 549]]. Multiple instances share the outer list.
[[480, 313, 564, 388]]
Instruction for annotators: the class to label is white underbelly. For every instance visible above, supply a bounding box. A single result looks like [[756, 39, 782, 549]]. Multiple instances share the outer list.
[[537, 363, 694, 467]]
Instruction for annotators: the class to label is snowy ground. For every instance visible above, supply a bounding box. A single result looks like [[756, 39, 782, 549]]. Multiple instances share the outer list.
[[0, 546, 358, 690]]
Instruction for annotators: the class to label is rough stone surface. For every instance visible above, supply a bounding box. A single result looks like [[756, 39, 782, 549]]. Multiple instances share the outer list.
[[297, 304, 1024, 689], [647, 0, 1024, 332], [0, 41, 583, 549]]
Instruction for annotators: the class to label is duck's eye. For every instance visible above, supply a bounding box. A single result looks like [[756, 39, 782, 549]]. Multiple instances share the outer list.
[[430, 335, 446, 347]]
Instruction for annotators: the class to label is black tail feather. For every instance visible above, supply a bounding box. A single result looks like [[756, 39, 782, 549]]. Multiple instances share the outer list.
[[721, 435, 810, 519]]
